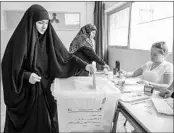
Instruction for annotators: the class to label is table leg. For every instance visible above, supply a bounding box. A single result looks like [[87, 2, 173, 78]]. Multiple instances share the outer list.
[[110, 107, 120, 133]]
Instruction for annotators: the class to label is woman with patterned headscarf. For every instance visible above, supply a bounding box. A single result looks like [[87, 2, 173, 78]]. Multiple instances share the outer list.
[[69, 24, 110, 76], [1, 4, 95, 133]]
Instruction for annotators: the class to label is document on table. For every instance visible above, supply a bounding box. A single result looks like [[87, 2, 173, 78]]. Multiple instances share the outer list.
[[123, 84, 145, 93], [120, 92, 150, 102], [124, 78, 141, 85], [112, 77, 141, 85]]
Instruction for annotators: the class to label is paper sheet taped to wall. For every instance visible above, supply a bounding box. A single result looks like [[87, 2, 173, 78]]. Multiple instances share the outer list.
[[52, 77, 121, 132]]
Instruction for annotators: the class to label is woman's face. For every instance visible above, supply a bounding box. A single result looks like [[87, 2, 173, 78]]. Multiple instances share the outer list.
[[36, 20, 49, 34], [150, 47, 164, 63], [90, 30, 96, 39]]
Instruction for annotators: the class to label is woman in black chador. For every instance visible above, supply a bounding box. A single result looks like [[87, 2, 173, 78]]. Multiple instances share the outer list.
[[1, 4, 95, 133]]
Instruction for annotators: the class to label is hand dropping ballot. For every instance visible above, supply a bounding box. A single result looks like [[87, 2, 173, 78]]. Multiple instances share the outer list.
[[51, 76, 121, 133]]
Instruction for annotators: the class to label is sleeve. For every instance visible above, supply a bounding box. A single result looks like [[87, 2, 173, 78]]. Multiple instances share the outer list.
[[171, 92, 174, 98], [41, 77, 53, 93], [141, 61, 151, 72], [81, 47, 105, 65], [23, 71, 32, 80], [72, 54, 88, 69], [164, 63, 173, 74]]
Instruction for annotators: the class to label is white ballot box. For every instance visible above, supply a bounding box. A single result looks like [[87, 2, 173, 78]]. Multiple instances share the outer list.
[[52, 77, 121, 133]]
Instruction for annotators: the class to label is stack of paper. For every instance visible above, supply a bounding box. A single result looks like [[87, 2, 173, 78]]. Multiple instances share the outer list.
[[123, 84, 145, 93], [152, 97, 173, 115], [120, 92, 150, 102]]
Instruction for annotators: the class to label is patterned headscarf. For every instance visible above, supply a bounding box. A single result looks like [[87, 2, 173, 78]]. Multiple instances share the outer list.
[[69, 24, 97, 53]]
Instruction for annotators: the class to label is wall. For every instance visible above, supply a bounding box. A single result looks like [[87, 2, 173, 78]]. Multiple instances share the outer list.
[[108, 47, 173, 71], [1, 1, 94, 59]]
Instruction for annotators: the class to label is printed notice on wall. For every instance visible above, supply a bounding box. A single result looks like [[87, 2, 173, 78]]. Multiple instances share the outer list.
[[65, 13, 80, 25]]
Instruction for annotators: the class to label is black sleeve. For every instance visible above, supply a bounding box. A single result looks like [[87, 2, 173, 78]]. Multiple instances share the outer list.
[[81, 47, 105, 65], [71, 54, 88, 69], [41, 77, 53, 93], [171, 92, 174, 98], [23, 71, 31, 80]]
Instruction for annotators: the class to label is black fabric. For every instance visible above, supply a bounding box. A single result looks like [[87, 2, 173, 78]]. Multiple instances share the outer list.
[[75, 47, 105, 65], [73, 46, 105, 76], [1, 4, 87, 133], [171, 92, 174, 98]]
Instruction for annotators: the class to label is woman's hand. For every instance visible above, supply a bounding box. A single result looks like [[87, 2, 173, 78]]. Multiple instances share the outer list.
[[154, 87, 169, 93], [85, 64, 96, 74], [103, 64, 110, 71], [137, 80, 149, 85], [159, 91, 170, 98], [119, 69, 127, 76], [29, 73, 41, 84]]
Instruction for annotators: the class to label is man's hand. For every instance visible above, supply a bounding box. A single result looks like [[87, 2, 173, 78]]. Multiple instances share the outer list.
[[29, 73, 41, 84]]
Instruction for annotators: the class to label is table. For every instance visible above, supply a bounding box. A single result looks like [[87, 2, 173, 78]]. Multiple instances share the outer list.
[[111, 90, 173, 133]]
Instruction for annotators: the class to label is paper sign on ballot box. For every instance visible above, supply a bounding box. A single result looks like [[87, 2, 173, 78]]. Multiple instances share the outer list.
[[52, 77, 121, 133]]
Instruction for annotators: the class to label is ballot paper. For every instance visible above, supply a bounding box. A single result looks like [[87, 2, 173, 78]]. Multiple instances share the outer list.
[[120, 92, 150, 102], [112, 77, 144, 93], [123, 84, 145, 93], [93, 73, 96, 89], [92, 61, 96, 89], [52, 77, 121, 132], [112, 77, 141, 85]]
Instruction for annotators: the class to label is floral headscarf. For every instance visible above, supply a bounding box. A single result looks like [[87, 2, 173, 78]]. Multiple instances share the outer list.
[[69, 24, 97, 53]]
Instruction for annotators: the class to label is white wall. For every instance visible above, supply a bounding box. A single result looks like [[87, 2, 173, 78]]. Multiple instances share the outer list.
[[108, 47, 173, 71], [1, 1, 94, 59]]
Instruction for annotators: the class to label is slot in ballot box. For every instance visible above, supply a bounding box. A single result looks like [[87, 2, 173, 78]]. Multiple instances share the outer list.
[[52, 77, 121, 133]]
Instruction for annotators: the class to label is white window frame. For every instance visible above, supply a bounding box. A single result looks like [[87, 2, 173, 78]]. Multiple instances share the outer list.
[[105, 2, 173, 53], [105, 2, 131, 49]]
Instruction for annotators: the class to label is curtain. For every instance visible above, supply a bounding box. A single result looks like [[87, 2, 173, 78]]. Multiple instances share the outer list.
[[94, 1, 108, 70]]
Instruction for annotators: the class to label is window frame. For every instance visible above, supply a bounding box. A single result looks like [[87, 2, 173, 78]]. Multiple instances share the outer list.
[[105, 2, 173, 53], [106, 2, 132, 49], [129, 2, 173, 52]]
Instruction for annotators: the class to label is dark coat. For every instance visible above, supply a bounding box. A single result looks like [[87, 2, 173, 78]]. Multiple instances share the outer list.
[[1, 4, 87, 133], [69, 24, 105, 76]]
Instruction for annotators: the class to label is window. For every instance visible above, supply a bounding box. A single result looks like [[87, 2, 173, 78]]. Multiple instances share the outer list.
[[107, 2, 173, 52], [130, 2, 173, 52], [108, 5, 130, 47]]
